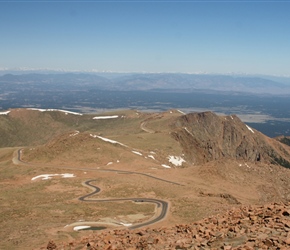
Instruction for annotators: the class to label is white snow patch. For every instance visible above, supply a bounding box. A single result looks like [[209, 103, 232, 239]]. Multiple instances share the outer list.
[[62, 173, 75, 178], [162, 164, 171, 169], [168, 156, 186, 167], [28, 108, 82, 116], [119, 222, 132, 227], [132, 151, 142, 156], [246, 125, 255, 133], [0, 111, 10, 115], [73, 226, 91, 231], [91, 134, 127, 147], [150, 151, 156, 154], [238, 163, 251, 169], [31, 173, 75, 181], [93, 115, 119, 120], [184, 127, 194, 136], [230, 116, 234, 120], [177, 109, 185, 115], [107, 162, 113, 166], [148, 155, 155, 160], [70, 131, 79, 137]]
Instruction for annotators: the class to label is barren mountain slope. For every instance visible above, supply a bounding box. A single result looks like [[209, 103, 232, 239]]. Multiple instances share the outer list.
[[21, 109, 185, 170], [171, 111, 290, 167], [2, 109, 290, 249], [0, 108, 148, 147], [276, 135, 290, 146], [0, 109, 81, 147]]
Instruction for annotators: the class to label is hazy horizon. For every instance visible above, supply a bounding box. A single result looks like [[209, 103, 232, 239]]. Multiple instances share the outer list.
[[1, 68, 290, 79]]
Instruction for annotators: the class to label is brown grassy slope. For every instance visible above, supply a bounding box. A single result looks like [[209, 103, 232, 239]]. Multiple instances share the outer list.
[[0, 147, 161, 250], [0, 108, 144, 148], [21, 110, 290, 210], [21, 132, 159, 171], [22, 109, 186, 169], [0, 109, 79, 147], [9, 143, 290, 249], [3, 110, 290, 249]]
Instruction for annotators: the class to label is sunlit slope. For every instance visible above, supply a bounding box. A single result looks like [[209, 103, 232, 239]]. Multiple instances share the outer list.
[[20, 109, 187, 170], [4, 109, 290, 249], [0, 109, 82, 147], [0, 109, 147, 147], [171, 111, 290, 168], [5, 108, 290, 170]]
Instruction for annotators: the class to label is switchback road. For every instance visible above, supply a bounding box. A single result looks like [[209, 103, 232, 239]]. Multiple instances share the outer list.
[[15, 149, 182, 229], [80, 180, 168, 229]]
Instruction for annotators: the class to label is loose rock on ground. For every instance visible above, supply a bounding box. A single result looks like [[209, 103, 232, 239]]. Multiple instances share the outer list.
[[46, 202, 290, 249]]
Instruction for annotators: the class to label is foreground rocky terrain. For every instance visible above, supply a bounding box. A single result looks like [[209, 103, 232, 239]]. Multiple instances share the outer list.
[[46, 202, 290, 250]]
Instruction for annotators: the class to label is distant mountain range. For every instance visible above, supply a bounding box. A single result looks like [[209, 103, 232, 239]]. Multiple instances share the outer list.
[[1, 72, 290, 95]]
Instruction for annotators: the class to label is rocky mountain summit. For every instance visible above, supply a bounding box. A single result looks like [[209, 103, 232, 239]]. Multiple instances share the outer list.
[[172, 111, 290, 167], [46, 202, 290, 250]]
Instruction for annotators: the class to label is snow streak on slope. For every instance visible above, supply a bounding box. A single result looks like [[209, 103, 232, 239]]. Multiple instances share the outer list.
[[93, 115, 119, 119], [246, 125, 255, 133], [31, 173, 75, 181], [90, 134, 128, 147], [28, 108, 82, 116], [0, 111, 10, 115]]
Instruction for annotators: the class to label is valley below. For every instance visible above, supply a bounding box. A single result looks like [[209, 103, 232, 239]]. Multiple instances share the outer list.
[[1, 108, 290, 249]]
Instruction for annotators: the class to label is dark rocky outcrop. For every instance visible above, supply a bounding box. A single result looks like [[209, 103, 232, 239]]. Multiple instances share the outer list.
[[276, 136, 290, 147]]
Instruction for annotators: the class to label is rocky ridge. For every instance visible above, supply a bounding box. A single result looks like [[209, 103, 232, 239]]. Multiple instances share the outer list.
[[46, 202, 290, 250], [172, 112, 290, 167]]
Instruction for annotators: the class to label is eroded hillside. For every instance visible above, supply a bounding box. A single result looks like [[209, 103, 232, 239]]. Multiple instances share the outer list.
[[171, 111, 290, 168]]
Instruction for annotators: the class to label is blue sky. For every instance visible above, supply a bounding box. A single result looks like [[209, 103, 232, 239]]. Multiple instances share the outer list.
[[1, 0, 290, 75]]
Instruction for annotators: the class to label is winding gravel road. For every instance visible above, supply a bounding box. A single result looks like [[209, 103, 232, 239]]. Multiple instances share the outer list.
[[15, 149, 183, 229], [80, 180, 168, 229]]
